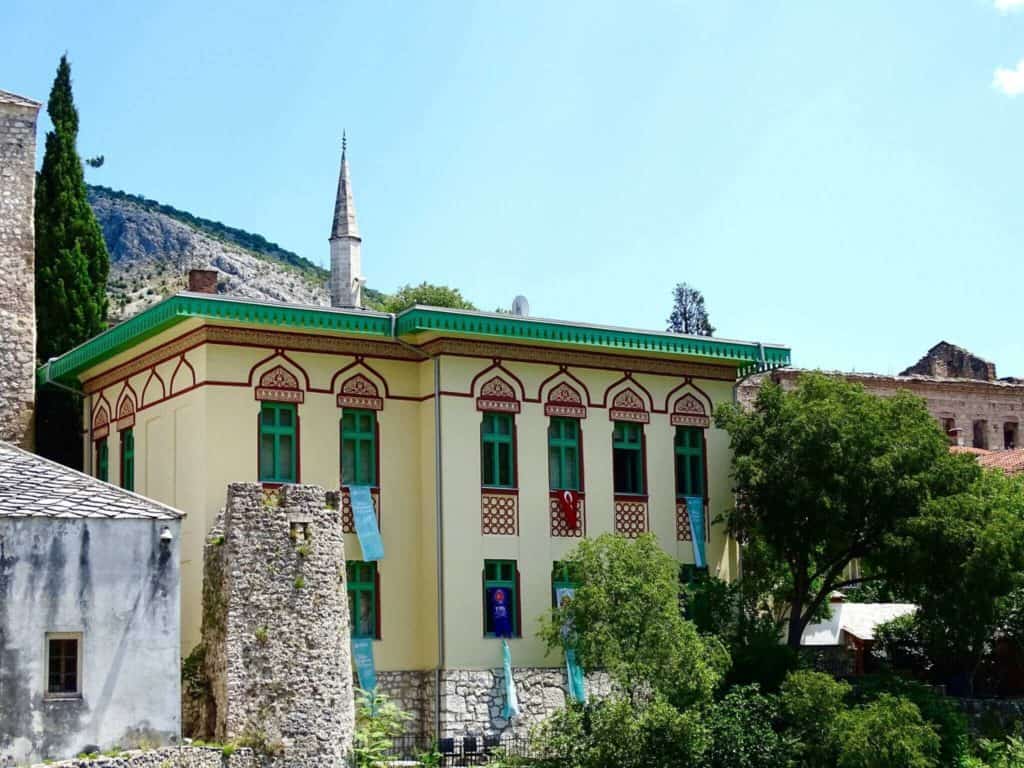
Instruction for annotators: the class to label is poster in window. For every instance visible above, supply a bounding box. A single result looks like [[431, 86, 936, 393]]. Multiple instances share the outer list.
[[489, 587, 513, 638]]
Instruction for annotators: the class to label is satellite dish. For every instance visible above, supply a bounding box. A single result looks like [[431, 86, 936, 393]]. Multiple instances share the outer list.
[[512, 295, 530, 317]]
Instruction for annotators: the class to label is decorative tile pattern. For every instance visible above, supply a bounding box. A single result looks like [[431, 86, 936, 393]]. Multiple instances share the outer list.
[[670, 393, 710, 428], [609, 388, 650, 423], [476, 376, 521, 413], [675, 498, 711, 542], [614, 498, 648, 537], [337, 373, 383, 410], [481, 490, 518, 535], [255, 364, 305, 403], [544, 382, 587, 419], [92, 405, 110, 439], [116, 396, 136, 430], [549, 494, 585, 537], [341, 487, 381, 533]]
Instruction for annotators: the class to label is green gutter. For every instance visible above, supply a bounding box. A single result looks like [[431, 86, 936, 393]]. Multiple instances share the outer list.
[[37, 294, 790, 386]]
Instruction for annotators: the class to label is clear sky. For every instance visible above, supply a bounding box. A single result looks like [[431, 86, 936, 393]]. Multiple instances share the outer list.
[[3, 1, 1023, 375]]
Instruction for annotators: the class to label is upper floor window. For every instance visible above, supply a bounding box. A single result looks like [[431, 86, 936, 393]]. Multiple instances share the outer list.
[[341, 409, 377, 486], [346, 561, 379, 639], [259, 402, 296, 483], [481, 412, 515, 488], [95, 438, 109, 483], [674, 426, 705, 498], [548, 417, 581, 491], [120, 428, 135, 492], [612, 421, 644, 495]]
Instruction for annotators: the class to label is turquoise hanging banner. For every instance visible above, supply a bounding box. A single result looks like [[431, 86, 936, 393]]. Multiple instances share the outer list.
[[350, 485, 384, 561], [565, 649, 586, 703], [685, 495, 706, 568], [502, 639, 520, 718], [351, 636, 377, 692]]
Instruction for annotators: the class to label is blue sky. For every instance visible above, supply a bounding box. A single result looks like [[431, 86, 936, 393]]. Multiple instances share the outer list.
[[4, 1, 1023, 374]]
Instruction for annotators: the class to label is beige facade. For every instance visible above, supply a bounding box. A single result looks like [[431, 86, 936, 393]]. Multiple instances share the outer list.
[[47, 296, 789, 676]]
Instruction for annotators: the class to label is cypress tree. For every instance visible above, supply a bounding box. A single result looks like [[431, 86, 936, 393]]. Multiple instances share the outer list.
[[34, 55, 109, 468]]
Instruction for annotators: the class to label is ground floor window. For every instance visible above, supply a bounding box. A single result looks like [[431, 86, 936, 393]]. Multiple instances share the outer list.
[[346, 561, 379, 639], [484, 559, 519, 637], [46, 633, 82, 697]]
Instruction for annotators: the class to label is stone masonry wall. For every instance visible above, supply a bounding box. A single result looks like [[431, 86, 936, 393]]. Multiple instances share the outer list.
[[201, 484, 354, 767], [0, 93, 40, 448], [27, 746, 259, 768]]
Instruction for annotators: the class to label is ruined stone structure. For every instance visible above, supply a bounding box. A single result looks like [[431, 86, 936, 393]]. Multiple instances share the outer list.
[[26, 746, 259, 768], [200, 484, 353, 766], [739, 343, 1024, 452], [0, 90, 41, 448]]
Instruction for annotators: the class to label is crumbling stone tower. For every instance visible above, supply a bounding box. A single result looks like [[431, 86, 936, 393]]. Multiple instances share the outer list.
[[202, 483, 354, 766], [0, 90, 41, 447]]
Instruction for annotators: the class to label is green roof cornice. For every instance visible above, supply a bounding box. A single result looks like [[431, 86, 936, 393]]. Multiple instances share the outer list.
[[395, 306, 790, 370], [38, 293, 392, 384]]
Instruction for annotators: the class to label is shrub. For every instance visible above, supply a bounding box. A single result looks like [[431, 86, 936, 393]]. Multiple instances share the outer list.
[[352, 688, 412, 768], [779, 669, 851, 767], [833, 694, 941, 768], [874, 613, 931, 677], [703, 684, 790, 768]]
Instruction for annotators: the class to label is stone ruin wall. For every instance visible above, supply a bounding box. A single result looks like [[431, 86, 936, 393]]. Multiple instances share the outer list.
[[25, 746, 259, 768], [0, 94, 40, 448], [198, 483, 354, 767]]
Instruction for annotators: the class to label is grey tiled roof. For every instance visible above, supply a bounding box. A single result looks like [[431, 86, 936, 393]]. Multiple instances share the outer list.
[[0, 442, 184, 520], [0, 89, 42, 109]]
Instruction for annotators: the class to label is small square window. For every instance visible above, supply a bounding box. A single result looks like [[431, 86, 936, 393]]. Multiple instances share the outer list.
[[45, 633, 82, 698]]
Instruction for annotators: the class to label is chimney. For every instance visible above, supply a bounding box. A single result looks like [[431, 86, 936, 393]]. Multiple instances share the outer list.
[[188, 269, 218, 294]]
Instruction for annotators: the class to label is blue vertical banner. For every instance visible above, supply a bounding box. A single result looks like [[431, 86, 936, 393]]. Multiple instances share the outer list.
[[351, 636, 377, 692], [685, 495, 706, 568], [350, 485, 384, 562], [502, 639, 520, 718], [489, 587, 513, 638], [565, 649, 586, 703]]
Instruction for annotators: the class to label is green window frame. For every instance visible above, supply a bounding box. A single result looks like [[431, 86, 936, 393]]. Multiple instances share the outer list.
[[612, 421, 644, 495], [121, 428, 135, 492], [483, 559, 519, 637], [341, 409, 377, 486], [481, 412, 516, 488], [259, 402, 297, 483], [548, 417, 581, 491], [674, 426, 705, 498], [346, 561, 379, 639], [96, 438, 109, 483], [551, 561, 579, 609]]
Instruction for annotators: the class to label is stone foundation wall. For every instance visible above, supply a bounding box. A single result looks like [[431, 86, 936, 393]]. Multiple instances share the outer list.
[[959, 697, 1024, 733], [27, 746, 258, 768], [200, 484, 354, 767], [0, 93, 40, 448]]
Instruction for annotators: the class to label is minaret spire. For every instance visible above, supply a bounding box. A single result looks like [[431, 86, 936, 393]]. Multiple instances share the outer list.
[[329, 132, 363, 307]]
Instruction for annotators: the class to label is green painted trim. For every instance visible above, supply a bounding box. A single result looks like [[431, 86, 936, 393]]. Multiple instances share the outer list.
[[395, 306, 790, 369], [39, 294, 392, 383]]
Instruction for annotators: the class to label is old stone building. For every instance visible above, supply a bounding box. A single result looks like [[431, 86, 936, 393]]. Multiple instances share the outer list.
[[739, 341, 1024, 452], [0, 89, 41, 447]]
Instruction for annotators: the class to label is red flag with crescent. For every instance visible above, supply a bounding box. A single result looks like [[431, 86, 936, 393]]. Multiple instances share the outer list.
[[558, 490, 579, 529]]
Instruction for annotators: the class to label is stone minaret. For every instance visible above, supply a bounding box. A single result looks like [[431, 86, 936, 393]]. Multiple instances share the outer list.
[[328, 134, 363, 308], [0, 89, 42, 448]]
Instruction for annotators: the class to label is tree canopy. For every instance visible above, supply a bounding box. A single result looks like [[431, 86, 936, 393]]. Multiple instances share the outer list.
[[371, 282, 476, 314], [666, 283, 714, 336], [716, 373, 976, 647]]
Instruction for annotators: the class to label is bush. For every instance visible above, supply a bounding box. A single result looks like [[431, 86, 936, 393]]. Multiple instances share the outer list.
[[352, 689, 412, 768], [833, 694, 941, 768], [703, 684, 790, 768], [967, 735, 1024, 768], [779, 669, 851, 767], [874, 613, 931, 678]]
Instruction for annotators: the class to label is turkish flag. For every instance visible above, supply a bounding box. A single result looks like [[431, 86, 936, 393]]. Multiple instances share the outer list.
[[558, 490, 579, 529]]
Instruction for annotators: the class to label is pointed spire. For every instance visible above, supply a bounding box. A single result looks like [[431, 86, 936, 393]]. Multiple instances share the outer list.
[[331, 132, 360, 240]]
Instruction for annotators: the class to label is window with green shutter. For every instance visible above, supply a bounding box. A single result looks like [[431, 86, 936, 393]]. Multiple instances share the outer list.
[[481, 412, 515, 488], [121, 428, 134, 492], [674, 426, 705, 498], [347, 561, 379, 639], [96, 438, 109, 483], [612, 421, 644, 495], [548, 417, 581, 491], [259, 402, 297, 483], [483, 559, 519, 636], [341, 409, 377, 486]]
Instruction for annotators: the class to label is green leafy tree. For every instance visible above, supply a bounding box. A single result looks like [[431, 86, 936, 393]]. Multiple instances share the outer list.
[[703, 684, 791, 768], [34, 55, 110, 468], [666, 282, 714, 336], [35, 54, 109, 360], [374, 282, 476, 313], [538, 533, 726, 709], [881, 470, 1024, 693], [778, 670, 851, 768], [715, 373, 975, 648], [833, 694, 941, 768]]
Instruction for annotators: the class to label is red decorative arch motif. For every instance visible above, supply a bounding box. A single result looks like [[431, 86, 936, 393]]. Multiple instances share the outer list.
[[609, 387, 649, 423], [544, 381, 586, 419], [93, 406, 111, 439], [337, 373, 383, 411], [255, 365, 305, 403], [476, 376, 521, 413], [116, 396, 136, 430], [670, 393, 710, 428]]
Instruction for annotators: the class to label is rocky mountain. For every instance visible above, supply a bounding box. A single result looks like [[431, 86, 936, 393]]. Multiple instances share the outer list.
[[88, 185, 334, 320]]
